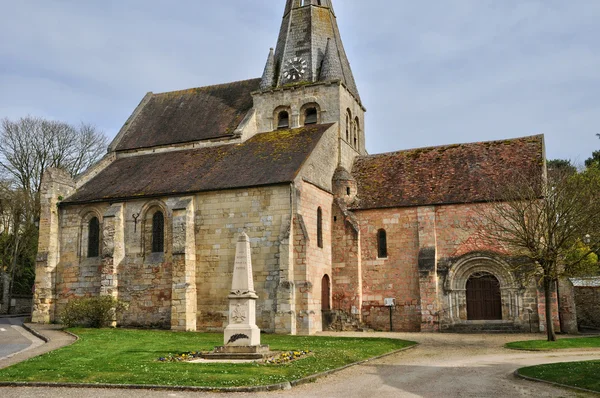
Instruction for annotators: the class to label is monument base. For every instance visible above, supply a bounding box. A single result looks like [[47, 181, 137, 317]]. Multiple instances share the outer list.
[[201, 344, 271, 360], [224, 323, 261, 346]]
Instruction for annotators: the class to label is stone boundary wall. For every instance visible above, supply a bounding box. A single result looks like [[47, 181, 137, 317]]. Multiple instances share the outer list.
[[574, 287, 600, 329], [0, 295, 33, 314]]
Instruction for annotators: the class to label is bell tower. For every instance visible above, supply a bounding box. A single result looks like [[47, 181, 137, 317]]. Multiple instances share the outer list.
[[261, 0, 360, 100], [253, 0, 367, 167]]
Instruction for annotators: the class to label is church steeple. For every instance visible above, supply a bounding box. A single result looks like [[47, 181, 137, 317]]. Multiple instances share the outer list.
[[260, 0, 361, 102]]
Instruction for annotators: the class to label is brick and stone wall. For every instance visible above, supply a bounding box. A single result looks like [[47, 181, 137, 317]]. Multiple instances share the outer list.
[[352, 207, 422, 332], [434, 203, 551, 332]]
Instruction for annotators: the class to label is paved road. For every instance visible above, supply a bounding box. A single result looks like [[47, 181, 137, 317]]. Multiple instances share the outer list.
[[0, 331, 599, 397], [0, 317, 34, 360]]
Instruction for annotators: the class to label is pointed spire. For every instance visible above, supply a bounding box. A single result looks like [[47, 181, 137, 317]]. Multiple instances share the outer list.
[[259, 48, 275, 90], [272, 0, 361, 102], [320, 38, 343, 82]]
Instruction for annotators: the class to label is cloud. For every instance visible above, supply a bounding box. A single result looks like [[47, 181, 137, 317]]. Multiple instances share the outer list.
[[0, 0, 598, 162]]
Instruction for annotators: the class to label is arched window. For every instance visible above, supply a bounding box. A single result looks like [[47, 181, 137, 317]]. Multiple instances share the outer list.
[[152, 211, 165, 253], [377, 229, 387, 258], [317, 207, 323, 248], [354, 117, 360, 149], [87, 217, 100, 258], [277, 111, 290, 129], [345, 109, 352, 141], [304, 107, 318, 125]]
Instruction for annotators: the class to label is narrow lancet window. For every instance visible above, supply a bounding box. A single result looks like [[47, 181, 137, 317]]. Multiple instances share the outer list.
[[377, 229, 387, 258], [87, 217, 100, 258], [354, 117, 360, 150], [345, 110, 352, 141], [317, 207, 323, 248], [152, 211, 165, 253]]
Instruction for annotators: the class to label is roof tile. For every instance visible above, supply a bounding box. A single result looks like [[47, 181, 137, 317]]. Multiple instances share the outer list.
[[350, 135, 545, 210], [65, 124, 334, 204], [115, 78, 261, 151]]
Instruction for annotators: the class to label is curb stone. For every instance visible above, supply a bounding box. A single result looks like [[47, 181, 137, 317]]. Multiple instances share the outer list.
[[513, 369, 600, 395], [20, 324, 49, 343], [22, 323, 80, 343], [0, 332, 417, 392]]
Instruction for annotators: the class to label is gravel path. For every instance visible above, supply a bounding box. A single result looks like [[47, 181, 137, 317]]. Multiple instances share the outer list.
[[1, 332, 599, 397]]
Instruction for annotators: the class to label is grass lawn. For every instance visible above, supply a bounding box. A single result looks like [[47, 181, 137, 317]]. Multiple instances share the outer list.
[[0, 328, 415, 388], [518, 361, 600, 392], [505, 336, 600, 351]]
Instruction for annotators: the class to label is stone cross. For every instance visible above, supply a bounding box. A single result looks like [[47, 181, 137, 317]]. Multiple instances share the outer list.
[[223, 232, 261, 346]]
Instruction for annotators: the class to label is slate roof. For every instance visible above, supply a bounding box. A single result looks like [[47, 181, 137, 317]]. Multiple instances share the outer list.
[[570, 277, 600, 288], [65, 124, 334, 204], [350, 135, 545, 210], [114, 78, 261, 151]]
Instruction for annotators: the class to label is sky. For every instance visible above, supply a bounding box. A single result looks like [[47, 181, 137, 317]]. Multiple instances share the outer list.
[[0, 0, 599, 163]]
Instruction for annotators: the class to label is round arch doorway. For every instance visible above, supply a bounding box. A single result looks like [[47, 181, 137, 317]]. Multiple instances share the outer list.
[[466, 272, 502, 320]]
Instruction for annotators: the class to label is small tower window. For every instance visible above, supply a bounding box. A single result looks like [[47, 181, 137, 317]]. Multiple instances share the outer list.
[[87, 217, 100, 258], [377, 229, 387, 258], [152, 211, 165, 253], [304, 107, 318, 125], [317, 207, 323, 248], [277, 111, 290, 129], [346, 187, 351, 196]]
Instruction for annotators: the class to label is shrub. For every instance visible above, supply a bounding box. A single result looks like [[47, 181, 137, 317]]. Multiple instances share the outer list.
[[61, 296, 127, 328]]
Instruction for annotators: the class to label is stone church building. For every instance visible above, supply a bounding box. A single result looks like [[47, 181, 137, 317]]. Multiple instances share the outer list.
[[32, 0, 557, 334]]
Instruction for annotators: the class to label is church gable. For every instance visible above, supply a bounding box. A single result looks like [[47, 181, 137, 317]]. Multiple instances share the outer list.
[[350, 135, 545, 210], [64, 123, 334, 204], [112, 78, 261, 151]]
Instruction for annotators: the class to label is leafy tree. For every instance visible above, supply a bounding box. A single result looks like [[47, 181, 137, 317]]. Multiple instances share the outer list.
[[475, 167, 600, 341], [585, 134, 600, 169], [547, 159, 576, 175]]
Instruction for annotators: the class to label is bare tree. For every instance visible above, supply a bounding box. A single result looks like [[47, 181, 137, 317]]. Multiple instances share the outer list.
[[0, 116, 108, 313], [474, 168, 600, 341], [0, 116, 108, 196]]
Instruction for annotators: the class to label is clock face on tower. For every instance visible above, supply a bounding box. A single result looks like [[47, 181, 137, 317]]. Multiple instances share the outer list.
[[283, 57, 308, 81]]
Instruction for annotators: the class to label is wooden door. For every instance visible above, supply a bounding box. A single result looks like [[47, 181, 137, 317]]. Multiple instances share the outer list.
[[466, 274, 502, 320], [321, 275, 331, 311]]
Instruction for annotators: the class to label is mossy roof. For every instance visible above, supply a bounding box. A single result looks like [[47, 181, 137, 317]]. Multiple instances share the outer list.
[[350, 135, 545, 210], [114, 78, 261, 151], [64, 124, 334, 204]]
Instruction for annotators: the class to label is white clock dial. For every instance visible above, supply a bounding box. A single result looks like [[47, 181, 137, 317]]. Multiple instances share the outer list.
[[284, 57, 308, 81]]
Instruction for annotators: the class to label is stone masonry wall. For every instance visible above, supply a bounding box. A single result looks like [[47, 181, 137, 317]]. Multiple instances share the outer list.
[[574, 287, 600, 330], [50, 185, 292, 331], [294, 180, 334, 334], [194, 185, 291, 333], [354, 208, 421, 332], [253, 83, 341, 134]]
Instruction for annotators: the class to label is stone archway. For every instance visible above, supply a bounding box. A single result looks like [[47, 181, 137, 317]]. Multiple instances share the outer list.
[[443, 253, 523, 324]]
